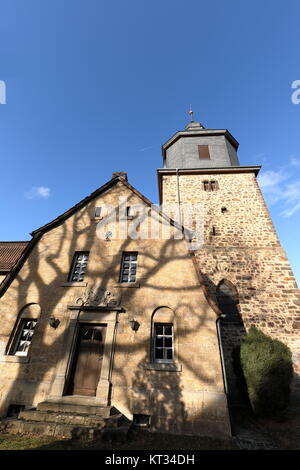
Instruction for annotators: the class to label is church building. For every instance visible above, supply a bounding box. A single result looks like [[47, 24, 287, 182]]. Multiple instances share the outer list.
[[0, 118, 299, 438]]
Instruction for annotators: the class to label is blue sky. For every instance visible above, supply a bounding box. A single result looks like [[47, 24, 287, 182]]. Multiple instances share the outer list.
[[0, 0, 299, 284]]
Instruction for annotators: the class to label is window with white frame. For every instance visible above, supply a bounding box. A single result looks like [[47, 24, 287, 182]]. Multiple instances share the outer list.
[[12, 319, 37, 356], [120, 252, 138, 283], [68, 251, 89, 282], [153, 323, 173, 363]]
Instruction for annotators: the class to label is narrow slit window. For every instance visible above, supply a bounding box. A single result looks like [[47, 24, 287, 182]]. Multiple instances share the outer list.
[[120, 252, 138, 283], [203, 181, 210, 191], [126, 206, 134, 217], [95, 207, 102, 218], [210, 180, 218, 191], [203, 180, 219, 191], [68, 251, 89, 282], [154, 323, 173, 363]]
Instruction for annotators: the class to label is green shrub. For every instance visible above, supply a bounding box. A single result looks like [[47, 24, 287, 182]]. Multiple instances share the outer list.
[[240, 326, 294, 416]]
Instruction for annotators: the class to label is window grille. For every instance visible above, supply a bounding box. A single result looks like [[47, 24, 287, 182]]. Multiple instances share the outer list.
[[13, 319, 37, 356], [154, 323, 173, 363], [68, 251, 89, 282], [120, 252, 138, 283]]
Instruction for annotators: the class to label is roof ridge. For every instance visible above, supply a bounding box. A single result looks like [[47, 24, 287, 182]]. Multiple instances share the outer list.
[[0, 241, 29, 243], [30, 175, 189, 237]]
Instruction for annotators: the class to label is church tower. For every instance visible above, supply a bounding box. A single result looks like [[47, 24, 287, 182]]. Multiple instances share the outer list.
[[158, 114, 300, 407]]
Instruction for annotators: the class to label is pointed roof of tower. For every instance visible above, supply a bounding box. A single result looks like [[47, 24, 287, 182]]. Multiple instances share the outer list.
[[186, 105, 205, 130], [184, 120, 206, 130]]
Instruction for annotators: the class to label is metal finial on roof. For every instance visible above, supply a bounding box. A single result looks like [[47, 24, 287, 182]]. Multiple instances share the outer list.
[[188, 104, 194, 122]]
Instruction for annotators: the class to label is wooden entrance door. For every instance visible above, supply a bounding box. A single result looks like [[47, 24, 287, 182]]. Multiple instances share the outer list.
[[68, 324, 106, 396]]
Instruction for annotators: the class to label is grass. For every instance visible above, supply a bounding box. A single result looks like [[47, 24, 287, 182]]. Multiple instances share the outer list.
[[0, 430, 237, 451]]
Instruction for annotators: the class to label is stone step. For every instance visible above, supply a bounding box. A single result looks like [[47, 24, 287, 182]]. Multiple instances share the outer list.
[[18, 409, 121, 427], [0, 417, 131, 441], [37, 401, 110, 417], [46, 395, 104, 405], [0, 418, 102, 440]]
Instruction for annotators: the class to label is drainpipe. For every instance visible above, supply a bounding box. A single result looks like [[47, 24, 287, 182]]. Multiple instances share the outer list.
[[176, 168, 182, 227]]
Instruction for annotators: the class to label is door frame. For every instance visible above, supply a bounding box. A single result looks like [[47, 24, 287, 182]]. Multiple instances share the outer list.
[[66, 323, 107, 397], [49, 308, 119, 405]]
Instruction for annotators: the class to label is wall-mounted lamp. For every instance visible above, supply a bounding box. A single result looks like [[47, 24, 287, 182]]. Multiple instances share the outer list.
[[129, 319, 140, 332], [49, 317, 60, 329]]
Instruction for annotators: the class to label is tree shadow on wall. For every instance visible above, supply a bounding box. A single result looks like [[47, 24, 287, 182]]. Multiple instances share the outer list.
[[131, 357, 188, 435], [201, 273, 252, 430], [0, 190, 222, 439]]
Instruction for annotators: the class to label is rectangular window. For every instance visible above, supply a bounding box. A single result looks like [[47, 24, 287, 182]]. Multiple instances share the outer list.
[[120, 252, 138, 283], [198, 145, 210, 159], [68, 251, 89, 282], [210, 180, 219, 191], [203, 180, 219, 191], [154, 323, 173, 363], [12, 319, 37, 356], [95, 207, 102, 218], [126, 206, 134, 217], [203, 180, 211, 191]]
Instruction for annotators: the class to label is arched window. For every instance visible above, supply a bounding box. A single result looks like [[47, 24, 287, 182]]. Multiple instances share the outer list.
[[6, 303, 41, 356], [151, 307, 177, 364], [216, 280, 240, 321]]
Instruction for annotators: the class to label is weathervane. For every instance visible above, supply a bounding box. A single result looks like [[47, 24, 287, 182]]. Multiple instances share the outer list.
[[188, 104, 194, 122]]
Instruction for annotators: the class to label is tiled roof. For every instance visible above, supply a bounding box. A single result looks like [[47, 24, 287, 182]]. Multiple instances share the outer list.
[[0, 242, 29, 272]]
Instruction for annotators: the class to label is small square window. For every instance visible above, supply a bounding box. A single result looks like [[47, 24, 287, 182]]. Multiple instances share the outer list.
[[133, 414, 151, 427]]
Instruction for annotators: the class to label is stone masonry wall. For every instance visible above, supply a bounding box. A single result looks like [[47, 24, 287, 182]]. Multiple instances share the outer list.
[[0, 180, 230, 436], [161, 172, 300, 402]]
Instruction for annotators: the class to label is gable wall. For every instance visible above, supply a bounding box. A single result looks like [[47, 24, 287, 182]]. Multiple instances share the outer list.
[[0, 181, 230, 436]]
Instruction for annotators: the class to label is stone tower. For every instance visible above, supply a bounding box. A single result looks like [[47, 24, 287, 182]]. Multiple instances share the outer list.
[[157, 118, 300, 408]]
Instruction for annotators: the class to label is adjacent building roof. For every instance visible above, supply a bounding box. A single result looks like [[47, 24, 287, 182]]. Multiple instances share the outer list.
[[0, 241, 29, 272]]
